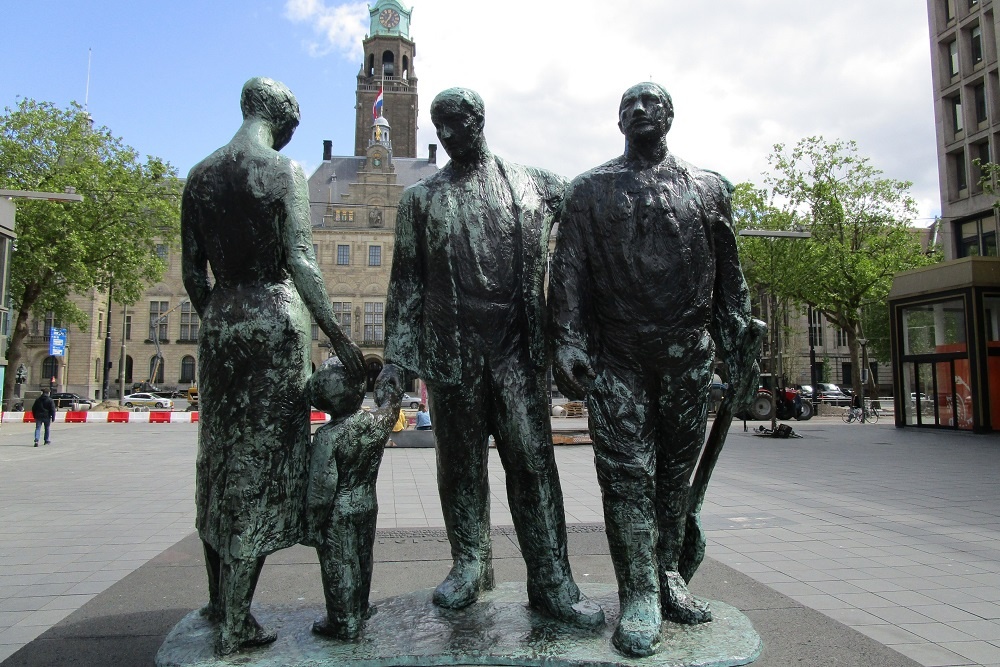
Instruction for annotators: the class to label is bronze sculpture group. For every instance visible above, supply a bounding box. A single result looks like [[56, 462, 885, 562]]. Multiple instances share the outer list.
[[180, 77, 759, 660]]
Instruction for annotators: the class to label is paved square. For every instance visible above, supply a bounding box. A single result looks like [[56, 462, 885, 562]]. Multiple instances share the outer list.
[[1, 417, 998, 665]]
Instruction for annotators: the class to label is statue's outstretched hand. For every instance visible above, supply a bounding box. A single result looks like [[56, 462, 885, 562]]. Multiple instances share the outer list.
[[374, 363, 404, 407], [333, 336, 365, 382], [553, 345, 595, 401], [727, 318, 767, 411]]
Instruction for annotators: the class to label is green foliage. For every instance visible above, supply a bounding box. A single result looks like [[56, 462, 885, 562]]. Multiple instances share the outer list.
[[0, 98, 181, 399], [732, 137, 939, 395]]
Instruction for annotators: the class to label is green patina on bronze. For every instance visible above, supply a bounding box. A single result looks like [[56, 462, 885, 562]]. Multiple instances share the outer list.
[[548, 82, 763, 658], [180, 77, 365, 656], [376, 87, 603, 629], [156, 583, 762, 667]]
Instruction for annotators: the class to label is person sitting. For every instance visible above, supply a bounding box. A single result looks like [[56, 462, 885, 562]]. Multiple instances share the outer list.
[[414, 403, 432, 430]]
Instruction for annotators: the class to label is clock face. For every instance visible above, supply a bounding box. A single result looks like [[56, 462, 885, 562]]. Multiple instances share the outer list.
[[379, 8, 400, 29]]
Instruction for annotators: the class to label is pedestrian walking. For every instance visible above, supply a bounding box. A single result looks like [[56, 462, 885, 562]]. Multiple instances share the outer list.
[[32, 388, 56, 447]]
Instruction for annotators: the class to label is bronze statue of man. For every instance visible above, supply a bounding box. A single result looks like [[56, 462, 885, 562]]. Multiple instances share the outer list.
[[378, 88, 602, 628], [181, 77, 363, 655], [549, 82, 759, 657]]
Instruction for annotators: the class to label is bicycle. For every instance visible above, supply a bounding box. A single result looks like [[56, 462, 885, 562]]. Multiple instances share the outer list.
[[842, 401, 879, 424]]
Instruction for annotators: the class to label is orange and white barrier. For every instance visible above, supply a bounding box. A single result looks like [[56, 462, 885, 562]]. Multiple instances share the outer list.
[[2, 411, 333, 424]]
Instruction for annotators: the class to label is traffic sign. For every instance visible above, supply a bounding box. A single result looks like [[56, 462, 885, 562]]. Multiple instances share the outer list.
[[49, 328, 67, 356]]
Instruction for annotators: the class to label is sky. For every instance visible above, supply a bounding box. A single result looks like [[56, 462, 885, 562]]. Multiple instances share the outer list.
[[1, 0, 941, 224]]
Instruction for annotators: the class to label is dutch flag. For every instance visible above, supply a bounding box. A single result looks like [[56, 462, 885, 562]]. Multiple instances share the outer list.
[[373, 87, 384, 120]]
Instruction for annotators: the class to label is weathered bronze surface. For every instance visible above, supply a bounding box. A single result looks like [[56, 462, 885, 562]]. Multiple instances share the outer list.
[[548, 82, 761, 658], [156, 583, 762, 667], [304, 359, 401, 640], [181, 77, 364, 655], [377, 88, 603, 629]]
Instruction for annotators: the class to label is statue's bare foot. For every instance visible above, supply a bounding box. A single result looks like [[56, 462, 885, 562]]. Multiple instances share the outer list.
[[216, 616, 277, 655], [661, 571, 712, 624], [432, 560, 493, 609], [312, 617, 360, 640], [364, 603, 378, 619], [612, 593, 661, 657], [529, 580, 605, 629]]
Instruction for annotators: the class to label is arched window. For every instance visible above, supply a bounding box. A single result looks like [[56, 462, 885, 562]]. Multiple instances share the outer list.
[[402, 55, 409, 80], [381, 50, 395, 77], [125, 356, 134, 384], [367, 53, 375, 77], [180, 355, 196, 383], [149, 355, 164, 384], [41, 356, 59, 384]]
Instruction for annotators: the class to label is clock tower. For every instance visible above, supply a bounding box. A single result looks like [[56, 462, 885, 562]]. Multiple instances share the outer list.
[[355, 0, 418, 158]]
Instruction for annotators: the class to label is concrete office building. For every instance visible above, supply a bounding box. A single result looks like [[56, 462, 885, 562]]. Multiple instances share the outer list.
[[886, 0, 1000, 432]]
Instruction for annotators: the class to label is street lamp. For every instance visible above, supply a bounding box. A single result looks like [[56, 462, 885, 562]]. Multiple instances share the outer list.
[[858, 337, 868, 417], [738, 229, 811, 432]]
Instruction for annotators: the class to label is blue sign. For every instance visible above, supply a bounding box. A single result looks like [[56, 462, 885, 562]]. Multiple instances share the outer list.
[[49, 328, 66, 357]]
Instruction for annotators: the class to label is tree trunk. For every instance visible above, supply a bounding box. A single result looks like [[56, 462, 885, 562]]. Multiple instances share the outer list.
[[3, 305, 33, 409], [845, 325, 863, 400]]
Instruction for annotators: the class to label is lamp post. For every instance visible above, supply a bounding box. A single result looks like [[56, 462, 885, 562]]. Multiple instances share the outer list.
[[858, 337, 868, 419], [738, 229, 811, 432]]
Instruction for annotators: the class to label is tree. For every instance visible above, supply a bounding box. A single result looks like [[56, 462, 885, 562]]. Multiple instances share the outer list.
[[733, 137, 938, 398], [0, 99, 181, 402]]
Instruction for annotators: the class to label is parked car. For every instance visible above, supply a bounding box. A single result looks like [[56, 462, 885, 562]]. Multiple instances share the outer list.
[[814, 383, 849, 405], [401, 393, 420, 409], [50, 393, 94, 410], [122, 393, 174, 409]]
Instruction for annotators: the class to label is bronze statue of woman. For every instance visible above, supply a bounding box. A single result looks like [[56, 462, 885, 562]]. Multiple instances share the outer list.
[[181, 77, 364, 655]]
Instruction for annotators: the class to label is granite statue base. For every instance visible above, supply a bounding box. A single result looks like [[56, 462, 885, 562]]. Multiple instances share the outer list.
[[156, 582, 761, 667]]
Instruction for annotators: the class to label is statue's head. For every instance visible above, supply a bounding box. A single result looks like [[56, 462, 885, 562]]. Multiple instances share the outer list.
[[308, 358, 365, 420], [240, 77, 301, 151], [618, 82, 674, 146], [430, 88, 486, 163]]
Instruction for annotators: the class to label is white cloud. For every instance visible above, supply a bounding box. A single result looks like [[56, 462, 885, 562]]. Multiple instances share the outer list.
[[284, 0, 369, 57], [286, 0, 941, 221]]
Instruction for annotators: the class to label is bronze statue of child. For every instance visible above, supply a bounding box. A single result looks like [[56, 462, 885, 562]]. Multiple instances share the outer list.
[[303, 358, 402, 639]]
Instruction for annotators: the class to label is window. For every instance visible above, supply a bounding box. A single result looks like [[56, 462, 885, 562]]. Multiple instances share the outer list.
[[125, 315, 132, 341], [311, 318, 319, 341], [42, 356, 59, 383], [180, 355, 196, 383], [956, 213, 999, 256], [952, 94, 964, 133], [337, 244, 350, 265], [149, 301, 169, 341], [125, 355, 134, 384], [946, 0, 956, 20], [97, 312, 104, 338], [155, 244, 168, 261], [971, 25, 983, 65], [149, 355, 165, 384], [43, 312, 61, 339], [974, 83, 987, 123], [956, 149, 969, 192], [368, 245, 382, 266], [335, 209, 355, 222], [836, 328, 849, 348], [333, 302, 352, 339], [180, 302, 199, 340], [970, 0, 979, 7], [312, 244, 320, 262], [95, 358, 101, 381], [809, 310, 824, 347], [364, 302, 384, 344], [949, 40, 960, 77]]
